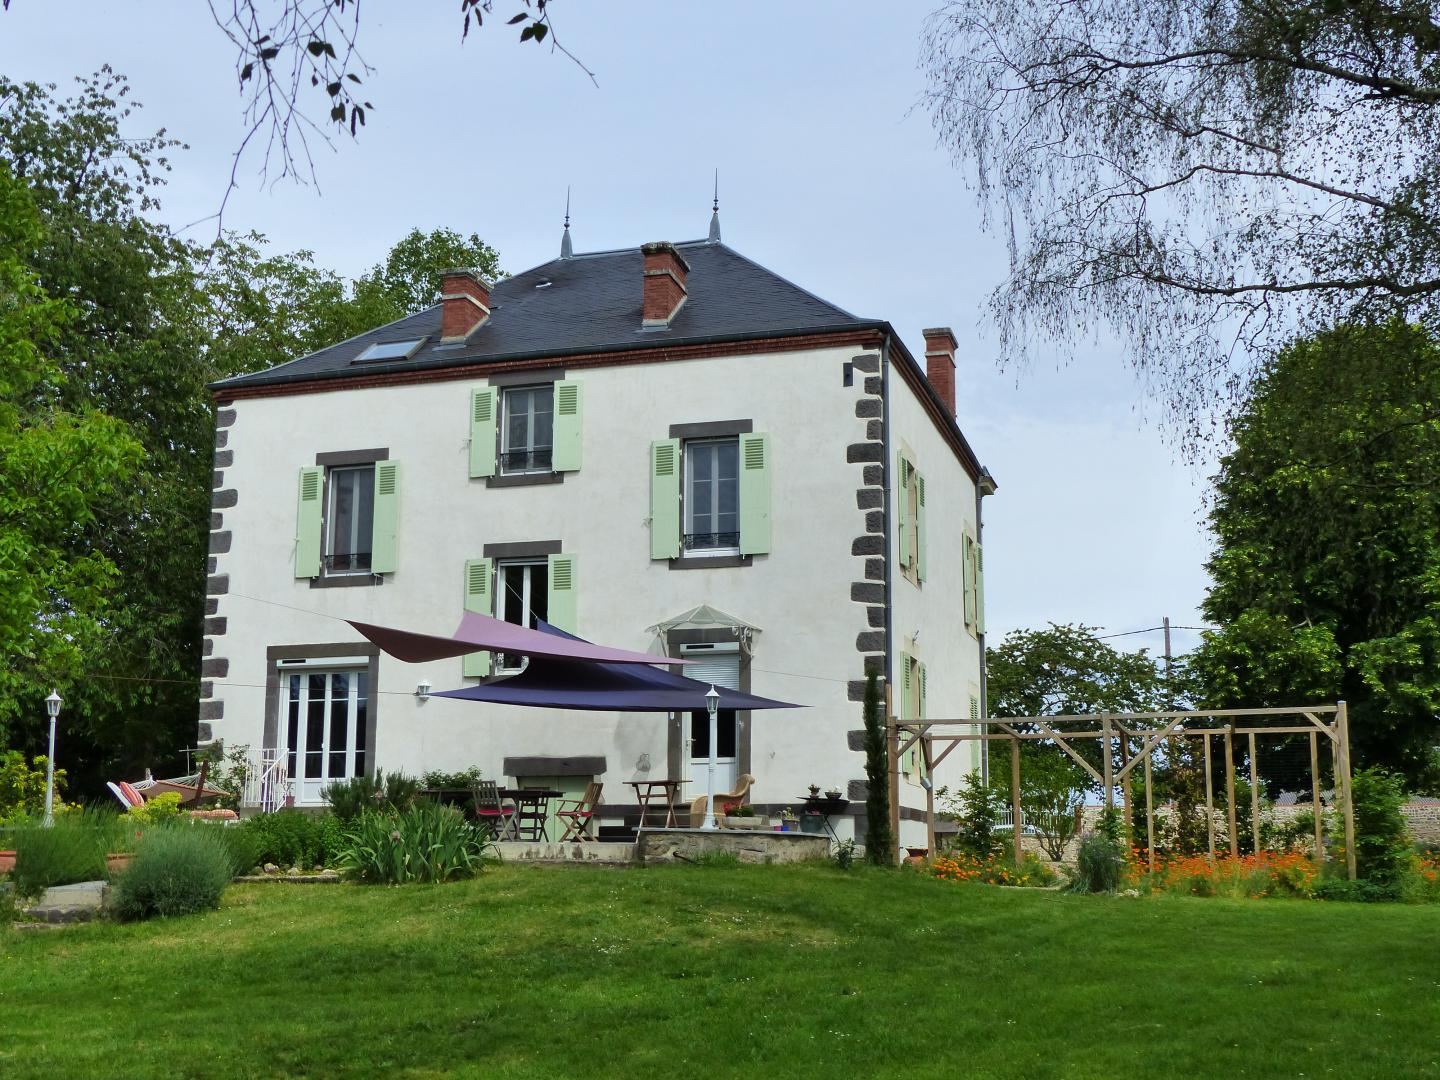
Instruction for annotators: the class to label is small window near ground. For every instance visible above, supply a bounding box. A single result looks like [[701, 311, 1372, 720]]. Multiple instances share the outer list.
[[683, 437, 740, 555], [501, 385, 554, 474]]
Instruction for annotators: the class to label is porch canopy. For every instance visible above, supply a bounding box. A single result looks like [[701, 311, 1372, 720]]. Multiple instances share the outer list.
[[432, 623, 804, 713], [348, 610, 687, 667]]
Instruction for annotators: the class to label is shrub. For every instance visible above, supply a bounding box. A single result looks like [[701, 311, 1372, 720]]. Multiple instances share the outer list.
[[421, 767, 483, 790], [10, 809, 116, 897], [323, 770, 422, 823], [833, 839, 857, 870], [336, 802, 494, 884], [0, 750, 66, 822], [861, 671, 893, 866], [1347, 767, 1411, 887], [1068, 833, 1126, 894], [237, 809, 343, 869], [124, 792, 183, 825], [110, 826, 232, 920], [943, 772, 1007, 860]]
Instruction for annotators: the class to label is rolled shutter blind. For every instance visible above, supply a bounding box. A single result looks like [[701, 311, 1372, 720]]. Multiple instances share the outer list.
[[680, 648, 740, 690]]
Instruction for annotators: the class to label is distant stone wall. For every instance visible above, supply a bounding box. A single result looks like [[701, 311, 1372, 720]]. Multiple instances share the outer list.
[[1402, 800, 1440, 844]]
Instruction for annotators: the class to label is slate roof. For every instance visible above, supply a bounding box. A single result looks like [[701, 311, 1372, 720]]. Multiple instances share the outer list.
[[215, 239, 881, 390]]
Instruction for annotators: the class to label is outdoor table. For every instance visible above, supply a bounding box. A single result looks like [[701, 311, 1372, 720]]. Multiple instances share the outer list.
[[625, 779, 689, 829], [500, 787, 563, 841], [799, 794, 849, 842]]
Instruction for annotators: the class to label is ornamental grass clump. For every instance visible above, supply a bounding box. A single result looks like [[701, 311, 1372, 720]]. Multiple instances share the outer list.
[[1068, 833, 1126, 894], [337, 802, 495, 885], [109, 825, 233, 920], [10, 808, 116, 898]]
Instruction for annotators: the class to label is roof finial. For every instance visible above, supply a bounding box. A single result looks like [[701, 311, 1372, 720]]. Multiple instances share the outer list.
[[560, 186, 573, 259], [708, 170, 721, 243]]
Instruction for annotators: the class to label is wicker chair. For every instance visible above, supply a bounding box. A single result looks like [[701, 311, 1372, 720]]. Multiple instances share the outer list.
[[689, 774, 756, 826]]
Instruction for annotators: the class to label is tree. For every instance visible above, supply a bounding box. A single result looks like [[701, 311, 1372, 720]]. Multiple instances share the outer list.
[[987, 623, 1167, 720], [862, 671, 893, 865], [1190, 320, 1440, 789], [923, 1, 1440, 435], [0, 162, 142, 743]]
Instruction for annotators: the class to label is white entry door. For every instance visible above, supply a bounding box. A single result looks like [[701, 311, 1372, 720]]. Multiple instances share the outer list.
[[685, 644, 740, 798], [283, 667, 369, 804]]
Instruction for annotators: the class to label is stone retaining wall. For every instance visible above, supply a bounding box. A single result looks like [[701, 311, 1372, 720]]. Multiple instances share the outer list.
[[635, 828, 830, 865]]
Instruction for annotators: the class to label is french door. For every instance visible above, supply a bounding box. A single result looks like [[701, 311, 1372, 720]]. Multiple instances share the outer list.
[[284, 668, 369, 804], [685, 646, 740, 796]]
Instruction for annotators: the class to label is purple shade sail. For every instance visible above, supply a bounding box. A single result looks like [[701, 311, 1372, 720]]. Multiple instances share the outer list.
[[348, 610, 689, 667], [432, 622, 804, 713]]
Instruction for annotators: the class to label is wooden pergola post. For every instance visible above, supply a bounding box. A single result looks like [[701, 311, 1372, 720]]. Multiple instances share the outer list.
[[1119, 732, 1134, 843], [1248, 732, 1261, 855], [1203, 732, 1216, 864], [1010, 736, 1023, 869], [1144, 741, 1156, 871], [923, 734, 936, 856], [1101, 714, 1114, 813], [1309, 730, 1324, 860], [1224, 726, 1239, 858], [1336, 700, 1357, 881]]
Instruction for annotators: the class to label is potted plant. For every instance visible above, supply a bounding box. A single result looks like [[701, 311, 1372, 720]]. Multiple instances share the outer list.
[[800, 811, 824, 834], [807, 784, 821, 797], [0, 849, 15, 875], [825, 787, 843, 801], [779, 809, 799, 832], [722, 803, 766, 830]]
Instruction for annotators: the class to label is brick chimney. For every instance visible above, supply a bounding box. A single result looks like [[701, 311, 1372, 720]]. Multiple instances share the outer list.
[[440, 268, 491, 342], [641, 242, 690, 327], [923, 327, 958, 416]]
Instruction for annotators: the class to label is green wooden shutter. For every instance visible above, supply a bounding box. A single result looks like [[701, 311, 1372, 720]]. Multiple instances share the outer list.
[[916, 472, 928, 583], [896, 454, 911, 570], [975, 543, 986, 635], [469, 387, 497, 478], [963, 534, 977, 630], [970, 695, 980, 721], [552, 380, 582, 473], [919, 662, 928, 720], [294, 466, 323, 578], [899, 651, 911, 722], [370, 461, 399, 574], [738, 432, 771, 555], [650, 439, 681, 560], [462, 558, 493, 678], [547, 553, 577, 633]]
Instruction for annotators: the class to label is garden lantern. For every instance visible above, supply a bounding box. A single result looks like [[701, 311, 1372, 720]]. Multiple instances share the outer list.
[[43, 689, 62, 826], [702, 684, 720, 830]]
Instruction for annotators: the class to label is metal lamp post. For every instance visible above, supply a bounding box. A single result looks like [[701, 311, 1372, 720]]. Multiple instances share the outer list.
[[43, 689, 62, 826], [701, 684, 720, 830]]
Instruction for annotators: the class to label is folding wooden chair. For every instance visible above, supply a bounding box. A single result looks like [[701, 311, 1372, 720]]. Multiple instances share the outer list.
[[471, 780, 516, 840], [556, 782, 603, 842]]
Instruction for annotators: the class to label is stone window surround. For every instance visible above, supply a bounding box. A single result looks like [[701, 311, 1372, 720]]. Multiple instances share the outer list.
[[310, 447, 389, 590], [664, 627, 753, 785], [262, 641, 382, 772]]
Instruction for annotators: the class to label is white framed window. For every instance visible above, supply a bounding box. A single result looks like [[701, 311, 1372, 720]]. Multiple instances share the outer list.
[[283, 665, 369, 804], [500, 385, 554, 474], [325, 464, 375, 574], [683, 437, 740, 555], [496, 559, 549, 669]]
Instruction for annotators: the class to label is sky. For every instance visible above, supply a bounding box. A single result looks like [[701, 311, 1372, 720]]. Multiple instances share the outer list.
[[0, 1, 1220, 660]]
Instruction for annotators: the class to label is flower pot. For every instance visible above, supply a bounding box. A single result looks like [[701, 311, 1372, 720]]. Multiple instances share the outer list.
[[0, 850, 15, 875], [800, 817, 824, 835], [825, 790, 842, 801], [106, 852, 135, 876], [723, 816, 767, 830]]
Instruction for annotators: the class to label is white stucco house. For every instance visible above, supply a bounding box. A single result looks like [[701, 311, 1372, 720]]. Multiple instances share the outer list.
[[199, 214, 994, 848]]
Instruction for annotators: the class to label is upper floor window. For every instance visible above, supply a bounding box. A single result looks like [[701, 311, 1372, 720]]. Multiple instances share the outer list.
[[684, 437, 740, 555], [898, 452, 927, 586], [326, 465, 374, 574], [501, 385, 554, 474], [294, 456, 399, 583]]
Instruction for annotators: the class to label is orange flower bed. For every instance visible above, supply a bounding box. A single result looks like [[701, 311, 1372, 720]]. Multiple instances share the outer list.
[[931, 852, 1055, 888], [1125, 847, 1321, 899]]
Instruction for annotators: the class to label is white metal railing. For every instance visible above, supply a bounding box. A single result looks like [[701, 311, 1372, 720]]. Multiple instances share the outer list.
[[242, 748, 292, 813]]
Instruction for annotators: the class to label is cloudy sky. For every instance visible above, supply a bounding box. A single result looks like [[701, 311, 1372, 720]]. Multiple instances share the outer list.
[[1, 1, 1220, 659]]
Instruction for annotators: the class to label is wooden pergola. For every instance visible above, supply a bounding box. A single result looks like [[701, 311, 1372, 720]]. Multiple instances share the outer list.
[[888, 701, 1357, 879]]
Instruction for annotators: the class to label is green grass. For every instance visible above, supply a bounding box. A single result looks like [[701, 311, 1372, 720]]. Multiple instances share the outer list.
[[2, 863, 1438, 1078]]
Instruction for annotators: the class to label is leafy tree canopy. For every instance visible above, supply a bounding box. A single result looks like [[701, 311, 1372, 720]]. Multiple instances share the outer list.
[[1190, 320, 1440, 788], [987, 623, 1167, 719], [924, 1, 1440, 438]]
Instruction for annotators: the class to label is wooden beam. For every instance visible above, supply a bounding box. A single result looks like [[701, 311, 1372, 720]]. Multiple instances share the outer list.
[[930, 739, 964, 769], [1029, 719, 1104, 785], [1309, 730, 1323, 860], [1337, 700, 1357, 881], [1224, 728, 1239, 859], [1119, 732, 1133, 844], [1115, 714, 1189, 780], [1011, 736, 1023, 869], [1144, 740, 1156, 872], [922, 735, 935, 856], [1248, 731, 1261, 856], [895, 704, 1339, 728], [1102, 714, 1115, 812], [1203, 732, 1216, 865]]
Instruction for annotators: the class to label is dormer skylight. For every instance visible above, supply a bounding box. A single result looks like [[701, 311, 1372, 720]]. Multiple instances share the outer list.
[[354, 337, 427, 364]]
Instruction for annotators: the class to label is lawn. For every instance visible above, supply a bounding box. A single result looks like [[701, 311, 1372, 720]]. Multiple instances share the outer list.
[[2, 863, 1438, 1079]]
